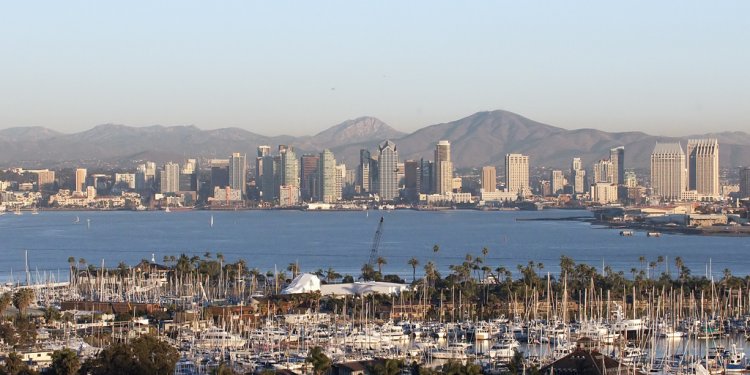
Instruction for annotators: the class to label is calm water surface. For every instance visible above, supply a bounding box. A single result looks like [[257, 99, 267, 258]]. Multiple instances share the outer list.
[[0, 209, 747, 283]]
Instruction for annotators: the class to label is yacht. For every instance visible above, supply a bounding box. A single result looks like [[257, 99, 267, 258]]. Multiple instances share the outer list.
[[194, 327, 247, 349]]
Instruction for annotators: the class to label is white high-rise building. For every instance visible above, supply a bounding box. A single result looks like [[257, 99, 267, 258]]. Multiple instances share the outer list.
[[740, 167, 750, 199], [650, 143, 686, 201], [550, 170, 564, 195], [505, 154, 529, 194], [75, 168, 87, 193], [434, 140, 453, 195], [160, 162, 180, 193], [318, 149, 337, 203], [571, 157, 585, 194], [593, 160, 614, 184], [687, 139, 719, 199]]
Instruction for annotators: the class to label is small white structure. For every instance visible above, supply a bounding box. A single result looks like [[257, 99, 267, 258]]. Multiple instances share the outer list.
[[281, 273, 321, 294]]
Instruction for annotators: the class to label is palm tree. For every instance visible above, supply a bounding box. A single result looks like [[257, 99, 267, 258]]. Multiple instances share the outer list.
[[376, 256, 387, 275], [305, 346, 331, 375], [287, 263, 300, 279], [325, 268, 341, 283], [408, 257, 419, 283], [13, 288, 35, 316], [361, 263, 376, 281]]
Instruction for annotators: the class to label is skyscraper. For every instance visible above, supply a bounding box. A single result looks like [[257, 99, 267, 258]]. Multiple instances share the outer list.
[[256, 145, 271, 180], [228, 152, 247, 198], [687, 139, 719, 198], [75, 168, 87, 193], [481, 166, 496, 193], [209, 159, 229, 193], [650, 142, 686, 201], [160, 162, 180, 193], [358, 149, 372, 194], [434, 140, 453, 195], [571, 158, 585, 194], [300, 154, 319, 202], [740, 167, 750, 199], [610, 146, 625, 185], [377, 140, 399, 201], [550, 170, 564, 195], [318, 149, 337, 203], [505, 154, 529, 194], [593, 160, 614, 184], [260, 154, 276, 201], [419, 159, 434, 194], [280, 146, 299, 188], [404, 160, 420, 202]]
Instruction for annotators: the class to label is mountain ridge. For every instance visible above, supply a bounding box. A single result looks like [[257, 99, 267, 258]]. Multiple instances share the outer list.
[[1, 111, 749, 169]]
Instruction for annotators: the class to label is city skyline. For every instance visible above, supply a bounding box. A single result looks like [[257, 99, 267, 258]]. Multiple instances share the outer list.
[[2, 2, 749, 136]]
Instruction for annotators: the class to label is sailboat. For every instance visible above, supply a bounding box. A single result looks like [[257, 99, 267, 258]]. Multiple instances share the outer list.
[[14, 207, 22, 215], [165, 206, 171, 213], [31, 207, 39, 215], [74, 216, 80, 224], [210, 215, 214, 228]]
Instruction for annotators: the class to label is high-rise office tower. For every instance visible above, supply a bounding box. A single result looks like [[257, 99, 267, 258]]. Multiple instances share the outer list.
[[335, 164, 346, 201], [687, 139, 719, 198], [256, 145, 271, 179], [160, 162, 180, 193], [280, 146, 299, 188], [419, 159, 434, 194], [571, 157, 585, 194], [377, 140, 399, 201], [228, 152, 247, 198], [651, 142, 686, 200], [404, 160, 420, 201], [260, 154, 276, 201], [481, 166, 496, 193], [36, 170, 55, 192], [75, 168, 87, 193], [593, 160, 614, 184], [358, 149, 372, 193], [300, 154, 319, 201], [505, 154, 529, 194], [209, 159, 229, 193], [434, 140, 453, 195], [740, 167, 750, 199], [610, 146, 625, 185], [318, 149, 337, 203], [550, 170, 564, 195]]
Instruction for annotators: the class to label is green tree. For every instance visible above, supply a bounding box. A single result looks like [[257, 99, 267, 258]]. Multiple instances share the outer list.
[[80, 335, 178, 375], [371, 359, 403, 375], [1, 352, 38, 375], [376, 256, 387, 275], [305, 346, 331, 375], [0, 292, 11, 313], [325, 267, 342, 283], [210, 362, 239, 375], [49, 348, 81, 375]]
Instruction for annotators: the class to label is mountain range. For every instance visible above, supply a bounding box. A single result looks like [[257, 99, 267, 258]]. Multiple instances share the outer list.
[[1, 110, 749, 170]]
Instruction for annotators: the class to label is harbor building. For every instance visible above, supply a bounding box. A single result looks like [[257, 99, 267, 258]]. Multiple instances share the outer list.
[[650, 142, 686, 201]]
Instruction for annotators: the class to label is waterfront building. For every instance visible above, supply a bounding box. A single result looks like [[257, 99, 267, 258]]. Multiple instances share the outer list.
[[404, 160, 420, 202], [228, 152, 247, 198], [35, 169, 55, 192], [114, 173, 136, 190], [135, 162, 156, 193], [481, 166, 497, 193], [590, 183, 618, 204], [377, 140, 399, 201], [318, 149, 337, 203], [434, 140, 453, 195], [651, 142, 686, 201], [300, 154, 319, 201], [279, 185, 300, 206], [335, 164, 345, 201], [505, 153, 529, 195], [550, 170, 564, 195], [160, 162, 180, 193], [571, 157, 586, 194], [624, 171, 637, 188], [610, 146, 625, 185], [75, 168, 87, 193], [209, 159, 229, 195], [740, 167, 750, 199], [687, 139, 719, 199], [260, 154, 276, 202]]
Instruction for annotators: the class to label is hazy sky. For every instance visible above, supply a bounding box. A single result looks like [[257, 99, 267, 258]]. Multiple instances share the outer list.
[[1, 1, 748, 136]]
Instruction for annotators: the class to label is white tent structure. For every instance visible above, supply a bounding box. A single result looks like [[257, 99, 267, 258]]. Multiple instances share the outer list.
[[281, 273, 321, 294]]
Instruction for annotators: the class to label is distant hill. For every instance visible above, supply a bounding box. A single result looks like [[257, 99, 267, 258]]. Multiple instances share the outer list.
[[1, 111, 749, 169]]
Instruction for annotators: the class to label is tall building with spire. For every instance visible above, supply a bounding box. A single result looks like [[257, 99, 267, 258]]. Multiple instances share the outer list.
[[687, 139, 719, 198], [434, 140, 453, 195], [377, 140, 399, 201], [651, 142, 686, 201]]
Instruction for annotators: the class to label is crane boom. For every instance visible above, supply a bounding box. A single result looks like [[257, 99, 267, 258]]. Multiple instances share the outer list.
[[367, 217, 384, 267]]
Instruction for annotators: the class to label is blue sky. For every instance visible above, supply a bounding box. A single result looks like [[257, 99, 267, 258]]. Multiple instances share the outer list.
[[1, 1, 748, 136]]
